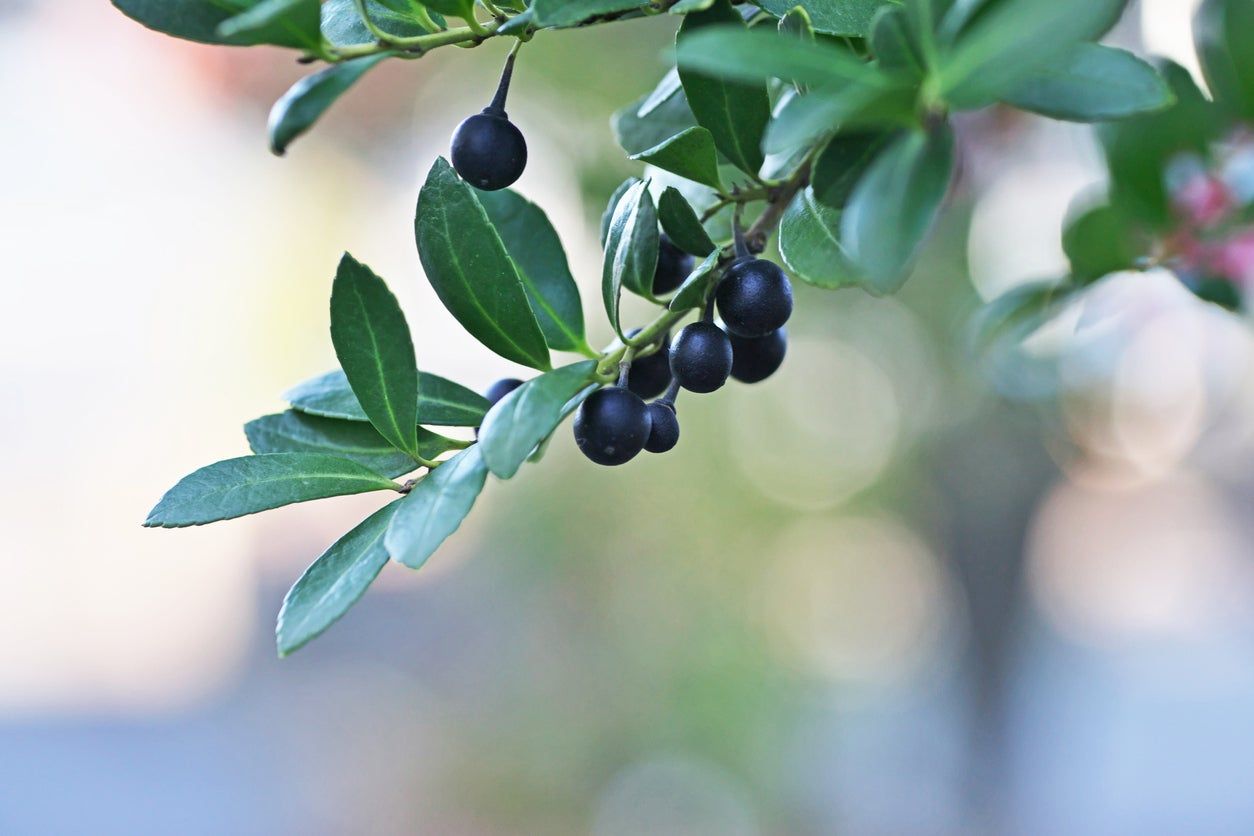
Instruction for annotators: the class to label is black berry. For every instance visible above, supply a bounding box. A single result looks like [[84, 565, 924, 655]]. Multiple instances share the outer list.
[[729, 328, 787, 384], [716, 258, 793, 338], [484, 377, 523, 406], [670, 322, 732, 393], [644, 402, 680, 453], [653, 234, 694, 296], [625, 329, 672, 399], [451, 111, 527, 191], [573, 387, 651, 466]]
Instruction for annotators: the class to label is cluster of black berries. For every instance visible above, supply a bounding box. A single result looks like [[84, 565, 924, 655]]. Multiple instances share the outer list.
[[573, 242, 792, 467]]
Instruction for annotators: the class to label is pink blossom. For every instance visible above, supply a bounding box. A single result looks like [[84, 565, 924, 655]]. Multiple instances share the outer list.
[[1172, 174, 1233, 227]]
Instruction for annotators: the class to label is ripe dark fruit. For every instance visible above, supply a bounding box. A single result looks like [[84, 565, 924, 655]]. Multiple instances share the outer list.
[[451, 112, 527, 191], [730, 328, 787, 384], [670, 322, 733, 393], [652, 234, 694, 296], [644, 402, 680, 454], [625, 329, 672, 399], [574, 387, 652, 466], [716, 258, 793, 338], [484, 377, 523, 406]]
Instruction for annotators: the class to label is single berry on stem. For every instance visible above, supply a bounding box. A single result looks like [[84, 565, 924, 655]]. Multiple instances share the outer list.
[[652, 234, 694, 296], [729, 328, 787, 383], [670, 321, 732, 393], [450, 49, 527, 191], [573, 387, 651, 466], [716, 258, 793, 338], [644, 401, 680, 453], [625, 329, 672, 399]]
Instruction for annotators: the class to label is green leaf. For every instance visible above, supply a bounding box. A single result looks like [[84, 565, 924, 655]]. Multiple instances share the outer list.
[[677, 23, 893, 90], [840, 123, 954, 292], [321, 0, 440, 46], [764, 83, 914, 154], [658, 187, 718, 256], [144, 454, 399, 528], [630, 127, 724, 191], [269, 55, 388, 156], [1002, 44, 1173, 122], [937, 0, 1129, 109], [385, 446, 488, 570], [779, 188, 862, 289], [415, 157, 551, 370], [275, 501, 400, 656], [217, 0, 322, 50], [476, 189, 590, 354], [285, 369, 489, 427], [668, 250, 722, 311], [530, 0, 641, 27], [113, 0, 249, 45], [421, 0, 476, 21], [778, 6, 816, 93], [811, 130, 893, 209], [612, 86, 700, 157], [754, 0, 890, 36], [870, 5, 926, 79], [601, 178, 640, 247], [602, 180, 660, 335], [1062, 202, 1142, 282], [478, 361, 599, 479], [245, 411, 460, 478], [638, 69, 684, 119], [677, 1, 772, 177], [1098, 61, 1224, 228], [330, 254, 421, 458], [670, 0, 715, 11], [1195, 0, 1254, 121]]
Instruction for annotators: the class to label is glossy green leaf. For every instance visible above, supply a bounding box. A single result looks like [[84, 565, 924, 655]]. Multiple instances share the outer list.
[[630, 127, 724, 191], [217, 0, 321, 49], [321, 0, 440, 46], [677, 24, 889, 92], [870, 5, 926, 78], [421, 0, 476, 21], [144, 454, 399, 528], [601, 178, 640, 247], [668, 250, 722, 311], [1003, 44, 1173, 122], [754, 0, 889, 36], [415, 157, 551, 370], [658, 187, 718, 256], [677, 1, 771, 177], [764, 83, 914, 154], [269, 55, 388, 156], [638, 69, 684, 119], [1195, 0, 1254, 121], [937, 0, 1128, 109], [779, 189, 861, 289], [478, 361, 599, 479], [670, 0, 715, 11], [330, 254, 421, 457], [476, 189, 589, 354], [114, 0, 249, 45], [385, 446, 488, 570], [276, 501, 400, 656], [285, 369, 489, 427], [612, 86, 699, 157], [602, 180, 660, 335], [811, 130, 893, 209], [1062, 202, 1142, 282], [245, 411, 460, 478], [530, 0, 640, 27], [840, 124, 954, 292]]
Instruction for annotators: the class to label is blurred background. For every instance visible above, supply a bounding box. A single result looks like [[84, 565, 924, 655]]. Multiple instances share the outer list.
[[4, 0, 1254, 833]]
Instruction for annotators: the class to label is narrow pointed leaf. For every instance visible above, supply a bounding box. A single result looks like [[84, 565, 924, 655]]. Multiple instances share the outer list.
[[245, 411, 460, 478], [144, 453, 399, 528], [658, 187, 718, 256], [754, 0, 889, 36], [630, 127, 723, 191], [531, 0, 640, 27], [668, 251, 722, 311], [475, 189, 589, 354], [217, 0, 321, 49], [330, 254, 420, 457], [601, 178, 640, 247], [1002, 44, 1173, 122], [113, 0, 312, 46], [840, 124, 954, 293], [385, 447, 488, 570], [276, 501, 400, 656], [285, 369, 489, 427], [677, 1, 771, 177], [415, 157, 551, 370], [612, 86, 700, 157], [269, 55, 389, 156], [677, 25, 892, 90], [479, 361, 598, 479], [602, 180, 659, 336]]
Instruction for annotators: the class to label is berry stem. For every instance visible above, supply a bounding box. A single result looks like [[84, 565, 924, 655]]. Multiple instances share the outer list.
[[486, 41, 522, 114]]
